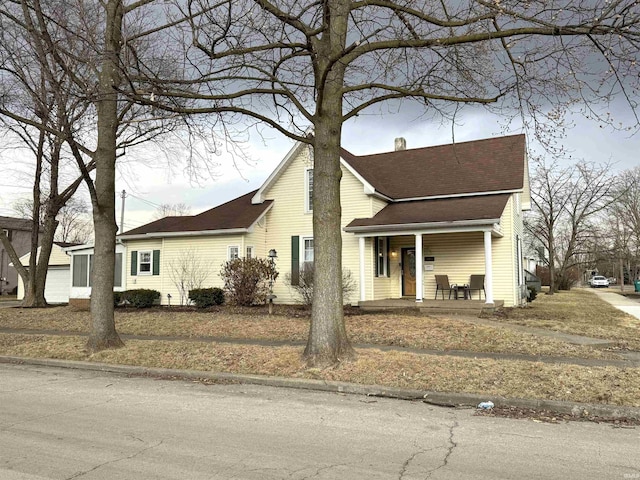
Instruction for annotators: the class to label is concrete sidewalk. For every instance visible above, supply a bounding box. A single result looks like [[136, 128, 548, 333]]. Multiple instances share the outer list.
[[588, 288, 640, 321], [0, 300, 20, 309]]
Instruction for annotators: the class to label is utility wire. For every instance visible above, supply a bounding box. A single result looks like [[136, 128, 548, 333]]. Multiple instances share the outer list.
[[126, 192, 164, 209]]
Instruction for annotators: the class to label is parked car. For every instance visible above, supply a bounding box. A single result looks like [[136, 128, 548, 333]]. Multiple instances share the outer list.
[[589, 276, 610, 288]]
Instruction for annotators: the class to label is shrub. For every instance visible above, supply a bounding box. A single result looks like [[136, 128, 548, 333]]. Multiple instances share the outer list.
[[284, 262, 356, 306], [527, 286, 538, 302], [113, 291, 122, 307], [121, 289, 160, 308], [188, 287, 225, 308], [220, 257, 278, 306]]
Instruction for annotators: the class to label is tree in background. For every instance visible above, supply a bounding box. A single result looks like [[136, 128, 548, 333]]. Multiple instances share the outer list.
[[526, 159, 619, 292], [608, 167, 640, 288], [13, 197, 92, 244], [152, 203, 192, 221]]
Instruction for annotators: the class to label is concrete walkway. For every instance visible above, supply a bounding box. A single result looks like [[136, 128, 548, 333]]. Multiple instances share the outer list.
[[2, 324, 639, 368], [588, 288, 640, 321], [0, 300, 20, 309]]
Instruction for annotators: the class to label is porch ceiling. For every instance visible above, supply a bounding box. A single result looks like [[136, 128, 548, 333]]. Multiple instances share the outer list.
[[344, 194, 510, 233]]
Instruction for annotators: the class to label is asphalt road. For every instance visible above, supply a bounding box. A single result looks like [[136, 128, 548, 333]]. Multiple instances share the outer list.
[[1, 364, 639, 480]]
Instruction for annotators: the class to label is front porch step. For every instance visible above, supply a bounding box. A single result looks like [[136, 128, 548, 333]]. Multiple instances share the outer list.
[[358, 298, 504, 315]]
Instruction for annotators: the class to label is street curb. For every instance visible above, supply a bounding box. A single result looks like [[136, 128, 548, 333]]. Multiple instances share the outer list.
[[2, 355, 640, 420]]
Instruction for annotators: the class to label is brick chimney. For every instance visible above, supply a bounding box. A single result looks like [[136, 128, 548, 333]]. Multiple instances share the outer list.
[[394, 137, 406, 151]]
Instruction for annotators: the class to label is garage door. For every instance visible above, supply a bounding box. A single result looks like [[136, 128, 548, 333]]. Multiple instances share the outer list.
[[45, 266, 70, 304]]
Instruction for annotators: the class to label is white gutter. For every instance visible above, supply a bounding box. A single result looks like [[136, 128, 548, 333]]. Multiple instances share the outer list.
[[118, 227, 249, 240], [344, 218, 502, 235], [117, 203, 273, 241], [390, 189, 522, 202]]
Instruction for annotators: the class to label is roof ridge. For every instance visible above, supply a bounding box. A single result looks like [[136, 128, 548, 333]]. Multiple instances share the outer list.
[[344, 133, 525, 160]]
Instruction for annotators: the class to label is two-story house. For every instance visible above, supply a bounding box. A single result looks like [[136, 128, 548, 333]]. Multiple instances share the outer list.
[[68, 134, 530, 308]]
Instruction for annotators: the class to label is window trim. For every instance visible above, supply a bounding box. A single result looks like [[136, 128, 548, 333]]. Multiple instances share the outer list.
[[138, 250, 153, 276], [72, 254, 89, 288], [304, 167, 313, 213], [302, 237, 314, 264], [228, 245, 240, 261], [114, 252, 123, 288], [376, 237, 388, 277]]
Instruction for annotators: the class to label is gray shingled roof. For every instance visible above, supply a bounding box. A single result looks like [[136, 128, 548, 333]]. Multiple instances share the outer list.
[[0, 216, 35, 231], [345, 194, 511, 231], [122, 135, 525, 237], [341, 134, 525, 200], [120, 190, 272, 236]]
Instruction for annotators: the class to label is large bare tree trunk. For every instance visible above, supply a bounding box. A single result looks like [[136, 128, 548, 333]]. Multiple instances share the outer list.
[[86, 0, 123, 352], [303, 0, 354, 366]]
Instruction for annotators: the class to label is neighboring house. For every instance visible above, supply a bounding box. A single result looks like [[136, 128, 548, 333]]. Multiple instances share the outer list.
[[15, 242, 79, 304], [97, 133, 530, 308], [0, 216, 41, 295]]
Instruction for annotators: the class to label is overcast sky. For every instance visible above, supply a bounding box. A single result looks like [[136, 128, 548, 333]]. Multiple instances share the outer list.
[[0, 99, 638, 234]]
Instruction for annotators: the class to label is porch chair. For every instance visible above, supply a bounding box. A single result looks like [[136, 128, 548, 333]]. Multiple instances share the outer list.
[[468, 274, 485, 300], [435, 275, 457, 300]]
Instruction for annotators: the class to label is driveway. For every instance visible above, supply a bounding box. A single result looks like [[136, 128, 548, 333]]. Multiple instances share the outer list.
[[1, 363, 638, 480]]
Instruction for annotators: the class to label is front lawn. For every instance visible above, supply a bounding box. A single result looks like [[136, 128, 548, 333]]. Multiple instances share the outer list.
[[0, 304, 621, 360], [494, 288, 640, 350], [1, 292, 639, 409]]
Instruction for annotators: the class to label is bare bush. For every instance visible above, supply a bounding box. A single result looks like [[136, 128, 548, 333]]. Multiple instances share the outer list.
[[285, 263, 356, 306]]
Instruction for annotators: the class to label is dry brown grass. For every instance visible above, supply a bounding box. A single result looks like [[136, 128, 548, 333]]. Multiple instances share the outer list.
[[1, 333, 638, 407], [495, 288, 640, 349], [0, 305, 620, 360]]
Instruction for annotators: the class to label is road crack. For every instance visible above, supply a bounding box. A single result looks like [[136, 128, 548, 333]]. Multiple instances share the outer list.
[[425, 420, 458, 479], [65, 439, 164, 479], [399, 444, 429, 479]]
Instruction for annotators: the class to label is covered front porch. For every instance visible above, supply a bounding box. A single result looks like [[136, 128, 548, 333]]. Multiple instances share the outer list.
[[343, 193, 525, 309], [350, 226, 505, 307]]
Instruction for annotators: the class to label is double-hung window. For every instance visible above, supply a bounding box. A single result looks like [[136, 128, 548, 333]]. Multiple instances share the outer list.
[[303, 238, 314, 263], [228, 246, 239, 260], [245, 246, 254, 259], [305, 168, 313, 213], [138, 251, 152, 275]]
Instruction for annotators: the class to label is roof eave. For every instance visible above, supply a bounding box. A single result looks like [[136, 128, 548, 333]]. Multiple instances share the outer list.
[[246, 202, 274, 231], [339, 157, 392, 201], [118, 227, 250, 240], [392, 189, 522, 203], [344, 218, 502, 234]]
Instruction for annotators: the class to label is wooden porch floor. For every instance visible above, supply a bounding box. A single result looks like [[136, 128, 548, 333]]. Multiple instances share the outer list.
[[358, 298, 504, 315]]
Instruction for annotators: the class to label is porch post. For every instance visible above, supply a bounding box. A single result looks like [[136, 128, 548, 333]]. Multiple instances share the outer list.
[[359, 236, 366, 302], [415, 233, 423, 302], [484, 230, 494, 304]]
